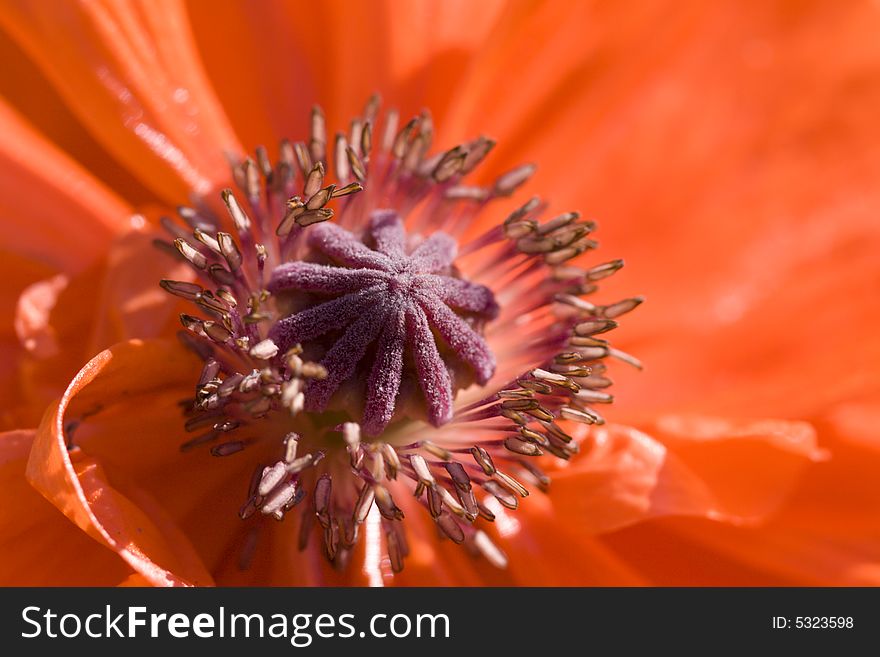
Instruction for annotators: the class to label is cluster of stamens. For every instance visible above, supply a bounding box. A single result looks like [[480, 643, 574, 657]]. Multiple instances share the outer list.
[[157, 95, 641, 575]]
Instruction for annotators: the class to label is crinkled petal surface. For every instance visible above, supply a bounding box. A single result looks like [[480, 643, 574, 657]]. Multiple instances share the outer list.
[[549, 416, 824, 536], [10, 226, 187, 429], [27, 339, 214, 586], [0, 429, 134, 585]]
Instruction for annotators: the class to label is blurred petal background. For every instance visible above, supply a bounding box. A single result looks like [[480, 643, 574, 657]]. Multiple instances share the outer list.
[[0, 0, 878, 585]]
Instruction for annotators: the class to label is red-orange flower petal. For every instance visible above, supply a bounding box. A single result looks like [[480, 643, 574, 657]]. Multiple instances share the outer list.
[[0, 251, 55, 430], [0, 0, 242, 201], [0, 99, 130, 272], [186, 0, 508, 147], [549, 416, 823, 536], [27, 339, 215, 586], [0, 429, 134, 585], [11, 226, 187, 428], [601, 395, 880, 586]]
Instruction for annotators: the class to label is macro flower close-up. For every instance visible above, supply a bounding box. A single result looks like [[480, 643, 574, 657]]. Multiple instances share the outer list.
[[1, 0, 879, 588]]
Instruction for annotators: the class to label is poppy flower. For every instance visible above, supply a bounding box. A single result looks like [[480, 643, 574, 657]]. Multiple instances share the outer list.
[[1, 0, 879, 586]]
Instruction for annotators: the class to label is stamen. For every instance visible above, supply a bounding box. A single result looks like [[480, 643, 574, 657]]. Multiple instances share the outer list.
[[156, 97, 639, 575], [249, 338, 279, 360]]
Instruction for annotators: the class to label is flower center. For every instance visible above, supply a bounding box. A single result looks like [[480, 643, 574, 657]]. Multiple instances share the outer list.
[[156, 96, 640, 576], [266, 209, 498, 436]]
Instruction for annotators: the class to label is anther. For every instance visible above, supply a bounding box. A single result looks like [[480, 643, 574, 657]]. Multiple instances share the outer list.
[[477, 502, 496, 522], [536, 212, 579, 235], [436, 513, 465, 543], [211, 441, 247, 456], [374, 485, 404, 521], [314, 475, 332, 528], [602, 296, 645, 319], [304, 162, 325, 198], [494, 471, 529, 498], [262, 480, 297, 515], [421, 441, 453, 461], [504, 437, 543, 456], [483, 480, 517, 509], [334, 133, 350, 181], [386, 527, 409, 576], [354, 484, 375, 523], [174, 239, 207, 269], [282, 433, 299, 463], [221, 189, 251, 233], [471, 445, 496, 475], [160, 279, 203, 301], [286, 453, 318, 475], [432, 146, 467, 182], [585, 259, 625, 281], [437, 487, 466, 516], [248, 338, 278, 360], [309, 106, 327, 163], [296, 208, 334, 227], [444, 462, 471, 491], [574, 389, 614, 404], [493, 164, 536, 196], [427, 486, 443, 518], [193, 228, 221, 253], [204, 321, 232, 343], [331, 182, 363, 198], [410, 454, 435, 485], [559, 406, 603, 424], [217, 232, 242, 271], [574, 319, 618, 336], [381, 444, 401, 479], [346, 146, 367, 181], [306, 184, 335, 210]]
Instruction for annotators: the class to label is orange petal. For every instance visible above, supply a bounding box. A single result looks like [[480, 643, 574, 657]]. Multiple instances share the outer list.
[[0, 429, 133, 585], [0, 27, 157, 207], [0, 249, 56, 430], [0, 99, 130, 272], [438, 0, 689, 152], [384, 0, 507, 123], [549, 415, 822, 536], [0, 0, 242, 201], [649, 415, 826, 520], [611, 204, 880, 421], [82, 223, 191, 352], [14, 274, 69, 360], [496, 494, 647, 585], [13, 267, 101, 426], [608, 395, 880, 585], [606, 505, 880, 586], [13, 225, 188, 427], [600, 519, 803, 586], [27, 339, 215, 586], [188, 0, 507, 143], [183, 0, 318, 147], [454, 2, 880, 422], [693, 394, 880, 585]]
